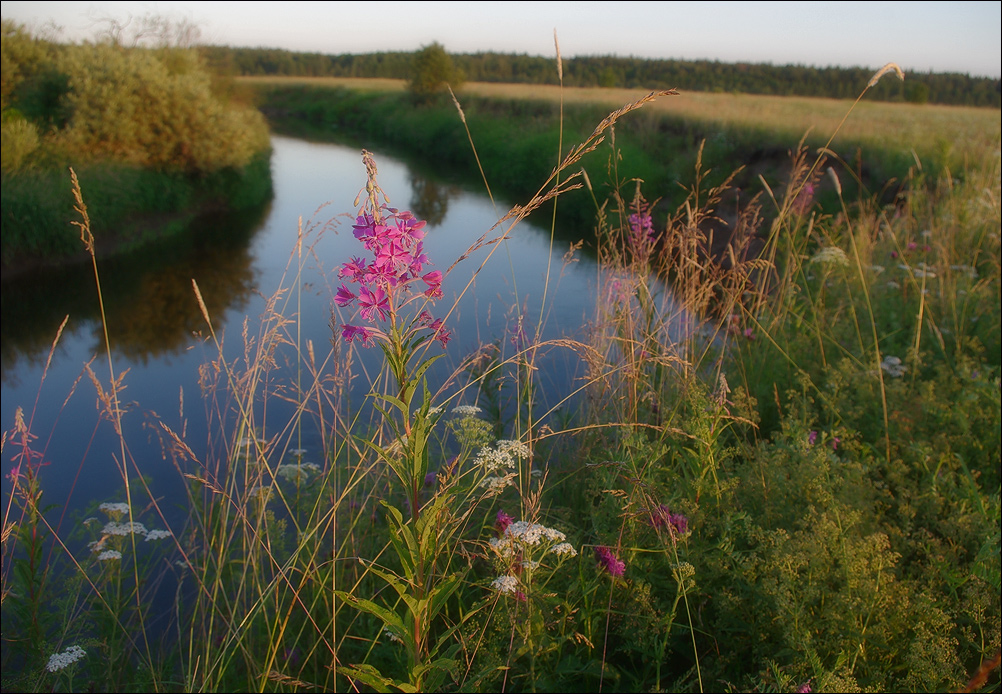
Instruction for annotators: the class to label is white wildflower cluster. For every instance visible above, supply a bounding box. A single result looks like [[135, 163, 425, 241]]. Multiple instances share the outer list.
[[102, 521, 148, 537], [810, 247, 850, 266], [476, 440, 531, 473], [551, 542, 578, 557], [489, 520, 575, 559], [880, 355, 907, 378], [491, 575, 519, 594], [144, 529, 172, 542], [451, 405, 482, 418], [428, 405, 444, 415], [867, 264, 885, 275], [276, 462, 322, 482], [46, 645, 86, 672], [496, 439, 532, 459], [97, 550, 122, 561], [98, 502, 130, 517], [507, 520, 566, 545], [898, 262, 937, 279], [479, 474, 515, 496], [288, 448, 307, 458]]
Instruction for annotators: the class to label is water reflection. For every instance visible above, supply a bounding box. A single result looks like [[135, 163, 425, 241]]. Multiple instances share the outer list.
[[408, 172, 460, 226], [0, 202, 268, 381]]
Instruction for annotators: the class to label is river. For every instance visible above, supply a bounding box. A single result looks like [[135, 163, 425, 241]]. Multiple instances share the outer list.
[[1, 135, 633, 527]]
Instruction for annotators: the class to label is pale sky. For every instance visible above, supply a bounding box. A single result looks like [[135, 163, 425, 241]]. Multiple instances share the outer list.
[[2, 1, 1000, 78]]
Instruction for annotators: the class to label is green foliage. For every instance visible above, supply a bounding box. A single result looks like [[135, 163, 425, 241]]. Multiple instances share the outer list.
[[2, 22, 270, 173], [1, 149, 272, 264], [408, 42, 465, 101], [0, 21, 273, 267], [0, 111, 39, 172]]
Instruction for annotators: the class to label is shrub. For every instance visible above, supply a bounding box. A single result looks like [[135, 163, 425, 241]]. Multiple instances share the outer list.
[[408, 41, 465, 102]]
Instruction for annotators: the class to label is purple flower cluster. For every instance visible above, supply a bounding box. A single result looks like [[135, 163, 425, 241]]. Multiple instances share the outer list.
[[793, 182, 815, 214], [334, 208, 449, 347], [495, 510, 514, 534], [594, 546, 626, 577], [650, 504, 689, 538], [628, 206, 655, 248]]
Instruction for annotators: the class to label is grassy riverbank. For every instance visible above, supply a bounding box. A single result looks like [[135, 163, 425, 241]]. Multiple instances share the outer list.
[[3, 71, 1000, 692], [246, 76, 1000, 260], [0, 151, 273, 276]]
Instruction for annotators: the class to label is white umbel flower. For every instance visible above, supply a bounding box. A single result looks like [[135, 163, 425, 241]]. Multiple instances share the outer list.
[[810, 247, 849, 266], [880, 355, 907, 377], [46, 645, 86, 672], [491, 575, 519, 594], [102, 521, 147, 537]]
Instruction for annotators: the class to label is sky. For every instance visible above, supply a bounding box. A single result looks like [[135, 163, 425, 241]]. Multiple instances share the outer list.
[[2, 1, 1000, 78]]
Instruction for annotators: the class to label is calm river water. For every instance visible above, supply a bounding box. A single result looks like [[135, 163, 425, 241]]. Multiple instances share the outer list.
[[1, 135, 621, 525]]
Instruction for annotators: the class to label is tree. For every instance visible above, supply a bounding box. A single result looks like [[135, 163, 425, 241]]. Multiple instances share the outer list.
[[408, 42, 463, 101]]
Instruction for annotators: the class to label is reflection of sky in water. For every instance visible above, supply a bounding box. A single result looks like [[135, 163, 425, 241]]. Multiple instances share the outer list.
[[0, 135, 676, 524]]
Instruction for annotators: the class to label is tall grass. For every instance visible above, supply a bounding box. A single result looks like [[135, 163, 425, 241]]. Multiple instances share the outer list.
[[2, 59, 1000, 694]]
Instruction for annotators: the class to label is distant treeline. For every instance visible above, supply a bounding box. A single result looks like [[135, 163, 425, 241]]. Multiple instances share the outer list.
[[201, 46, 1001, 108]]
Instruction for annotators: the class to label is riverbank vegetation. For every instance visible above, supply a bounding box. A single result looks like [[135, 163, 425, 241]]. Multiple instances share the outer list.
[[0, 21, 272, 271], [2, 54, 1000, 694], [246, 74, 999, 247]]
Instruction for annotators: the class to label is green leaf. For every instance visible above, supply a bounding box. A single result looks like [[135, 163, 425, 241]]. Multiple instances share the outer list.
[[370, 391, 409, 418], [427, 573, 463, 622], [334, 590, 406, 634], [337, 664, 396, 693]]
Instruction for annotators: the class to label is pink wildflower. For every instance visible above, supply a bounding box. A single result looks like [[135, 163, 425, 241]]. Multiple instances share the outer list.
[[422, 270, 443, 299], [650, 504, 689, 538], [357, 286, 389, 322], [496, 510, 514, 534], [334, 284, 356, 307], [595, 546, 625, 577], [341, 325, 374, 346]]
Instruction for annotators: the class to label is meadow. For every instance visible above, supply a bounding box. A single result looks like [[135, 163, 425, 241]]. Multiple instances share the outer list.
[[2, 66, 1000, 693], [239, 75, 1000, 172]]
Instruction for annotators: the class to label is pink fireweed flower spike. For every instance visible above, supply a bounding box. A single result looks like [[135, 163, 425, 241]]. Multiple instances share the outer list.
[[335, 159, 447, 348]]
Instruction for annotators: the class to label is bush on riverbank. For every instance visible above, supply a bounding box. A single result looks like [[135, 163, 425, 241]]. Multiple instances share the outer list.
[[0, 21, 272, 268]]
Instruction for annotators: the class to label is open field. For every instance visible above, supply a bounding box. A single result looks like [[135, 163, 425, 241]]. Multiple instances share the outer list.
[[238, 75, 1001, 167]]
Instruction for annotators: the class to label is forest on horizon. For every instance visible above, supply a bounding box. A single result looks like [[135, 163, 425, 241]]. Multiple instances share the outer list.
[[202, 45, 1002, 108]]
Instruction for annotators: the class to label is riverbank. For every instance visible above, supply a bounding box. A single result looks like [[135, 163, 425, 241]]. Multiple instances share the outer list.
[[245, 76, 1000, 218], [0, 149, 273, 280]]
